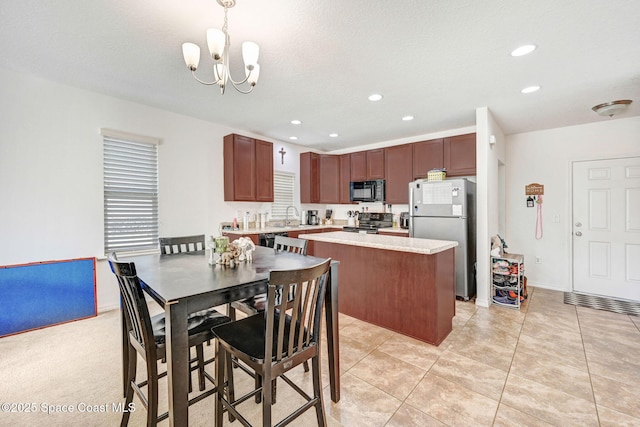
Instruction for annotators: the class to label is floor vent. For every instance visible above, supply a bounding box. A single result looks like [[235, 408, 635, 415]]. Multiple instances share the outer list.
[[564, 292, 640, 317]]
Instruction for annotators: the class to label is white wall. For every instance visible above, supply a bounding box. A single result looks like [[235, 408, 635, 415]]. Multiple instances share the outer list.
[[475, 107, 506, 307], [505, 116, 640, 291], [0, 67, 306, 312]]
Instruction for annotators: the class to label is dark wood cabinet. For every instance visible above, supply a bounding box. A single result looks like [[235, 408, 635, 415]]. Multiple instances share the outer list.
[[350, 151, 366, 181], [300, 153, 340, 203], [225, 134, 257, 201], [413, 138, 444, 179], [223, 134, 273, 202], [339, 154, 352, 204], [300, 152, 319, 203], [384, 143, 413, 204], [255, 139, 274, 201], [366, 149, 385, 180], [300, 133, 475, 206], [444, 133, 476, 176], [350, 149, 384, 181], [319, 155, 340, 203]]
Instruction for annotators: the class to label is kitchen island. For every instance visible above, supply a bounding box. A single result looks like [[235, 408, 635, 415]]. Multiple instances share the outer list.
[[300, 231, 457, 345]]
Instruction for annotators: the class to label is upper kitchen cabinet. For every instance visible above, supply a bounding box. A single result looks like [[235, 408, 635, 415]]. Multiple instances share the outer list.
[[384, 143, 413, 204], [255, 139, 274, 201], [366, 149, 385, 180], [300, 152, 340, 203], [300, 152, 319, 203], [339, 154, 353, 204], [224, 134, 273, 201], [444, 133, 476, 177], [349, 151, 367, 181], [350, 149, 385, 181], [319, 154, 340, 203], [413, 138, 444, 179]]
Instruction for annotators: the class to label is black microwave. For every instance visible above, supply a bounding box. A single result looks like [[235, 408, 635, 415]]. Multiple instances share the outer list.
[[350, 179, 385, 202]]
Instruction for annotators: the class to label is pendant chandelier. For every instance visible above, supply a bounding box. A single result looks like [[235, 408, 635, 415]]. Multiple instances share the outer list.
[[182, 0, 260, 94]]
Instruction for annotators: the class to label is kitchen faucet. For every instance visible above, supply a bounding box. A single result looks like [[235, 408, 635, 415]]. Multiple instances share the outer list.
[[285, 206, 299, 227]]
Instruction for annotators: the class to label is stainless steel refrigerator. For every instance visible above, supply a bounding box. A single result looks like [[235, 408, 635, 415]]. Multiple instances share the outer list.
[[409, 178, 476, 300]]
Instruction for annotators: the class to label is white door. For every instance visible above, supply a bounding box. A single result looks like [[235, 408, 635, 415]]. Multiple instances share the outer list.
[[572, 157, 640, 301]]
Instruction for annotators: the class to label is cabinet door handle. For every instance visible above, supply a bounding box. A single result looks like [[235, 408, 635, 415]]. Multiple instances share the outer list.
[[575, 231, 582, 236]]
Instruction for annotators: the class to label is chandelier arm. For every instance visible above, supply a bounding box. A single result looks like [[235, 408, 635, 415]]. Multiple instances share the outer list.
[[227, 71, 251, 86], [229, 84, 254, 94], [190, 70, 220, 86]]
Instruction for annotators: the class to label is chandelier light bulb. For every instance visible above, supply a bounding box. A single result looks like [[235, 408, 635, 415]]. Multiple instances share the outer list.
[[242, 41, 260, 69], [206, 29, 226, 60], [246, 64, 260, 86], [182, 43, 201, 70]]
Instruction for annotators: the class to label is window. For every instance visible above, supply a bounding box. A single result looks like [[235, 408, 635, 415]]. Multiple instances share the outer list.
[[271, 171, 295, 219], [102, 129, 159, 253]]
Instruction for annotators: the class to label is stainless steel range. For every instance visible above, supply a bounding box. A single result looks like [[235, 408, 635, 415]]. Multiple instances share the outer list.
[[343, 212, 393, 234]]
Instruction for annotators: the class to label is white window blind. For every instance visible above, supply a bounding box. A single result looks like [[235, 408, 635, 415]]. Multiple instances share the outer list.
[[271, 171, 295, 219], [103, 131, 159, 253]]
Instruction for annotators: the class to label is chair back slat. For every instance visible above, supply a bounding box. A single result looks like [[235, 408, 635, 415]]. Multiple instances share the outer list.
[[266, 259, 330, 366], [274, 235, 308, 255], [159, 234, 205, 255]]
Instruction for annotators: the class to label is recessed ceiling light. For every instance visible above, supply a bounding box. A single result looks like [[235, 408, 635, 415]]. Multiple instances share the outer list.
[[521, 85, 541, 94], [368, 93, 383, 101], [329, 133, 339, 138], [289, 136, 298, 140], [402, 115, 414, 121], [511, 44, 537, 57], [291, 120, 302, 125]]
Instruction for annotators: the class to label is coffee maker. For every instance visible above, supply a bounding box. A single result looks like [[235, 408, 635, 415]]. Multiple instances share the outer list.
[[306, 210, 319, 225]]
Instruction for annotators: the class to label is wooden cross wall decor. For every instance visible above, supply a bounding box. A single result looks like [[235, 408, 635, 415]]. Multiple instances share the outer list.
[[278, 147, 286, 164]]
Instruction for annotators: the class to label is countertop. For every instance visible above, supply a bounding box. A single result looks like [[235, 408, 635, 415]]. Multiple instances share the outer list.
[[222, 225, 340, 234], [222, 225, 410, 235], [300, 231, 457, 255]]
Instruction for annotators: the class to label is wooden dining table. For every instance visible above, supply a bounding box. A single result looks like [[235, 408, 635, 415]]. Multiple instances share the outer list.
[[129, 246, 340, 427]]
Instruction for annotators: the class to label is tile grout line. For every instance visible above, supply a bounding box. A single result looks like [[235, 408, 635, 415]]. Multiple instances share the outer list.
[[491, 286, 528, 426], [577, 306, 602, 427]]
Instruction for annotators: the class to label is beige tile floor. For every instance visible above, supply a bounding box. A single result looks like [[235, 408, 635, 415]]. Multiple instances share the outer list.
[[225, 286, 640, 426], [1, 286, 639, 426]]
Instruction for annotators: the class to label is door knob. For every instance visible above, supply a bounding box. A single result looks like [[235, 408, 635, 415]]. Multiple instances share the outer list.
[[575, 231, 582, 236], [575, 222, 582, 227]]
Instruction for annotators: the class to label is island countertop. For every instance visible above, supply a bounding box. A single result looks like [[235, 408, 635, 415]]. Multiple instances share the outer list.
[[299, 231, 457, 255]]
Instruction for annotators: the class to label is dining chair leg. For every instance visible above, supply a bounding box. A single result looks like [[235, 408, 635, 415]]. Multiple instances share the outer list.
[[303, 360, 310, 372], [146, 357, 159, 427], [196, 344, 206, 391], [228, 304, 237, 321], [255, 374, 262, 403], [262, 369, 273, 427], [312, 356, 327, 427], [215, 342, 225, 427], [221, 349, 235, 422], [120, 346, 137, 427]]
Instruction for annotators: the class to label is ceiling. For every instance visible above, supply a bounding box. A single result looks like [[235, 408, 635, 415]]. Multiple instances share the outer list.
[[1, 0, 638, 151]]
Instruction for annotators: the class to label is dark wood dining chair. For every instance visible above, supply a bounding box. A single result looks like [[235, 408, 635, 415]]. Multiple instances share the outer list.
[[108, 254, 231, 427], [228, 235, 309, 319], [228, 235, 311, 397], [212, 257, 331, 427], [159, 234, 205, 254]]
